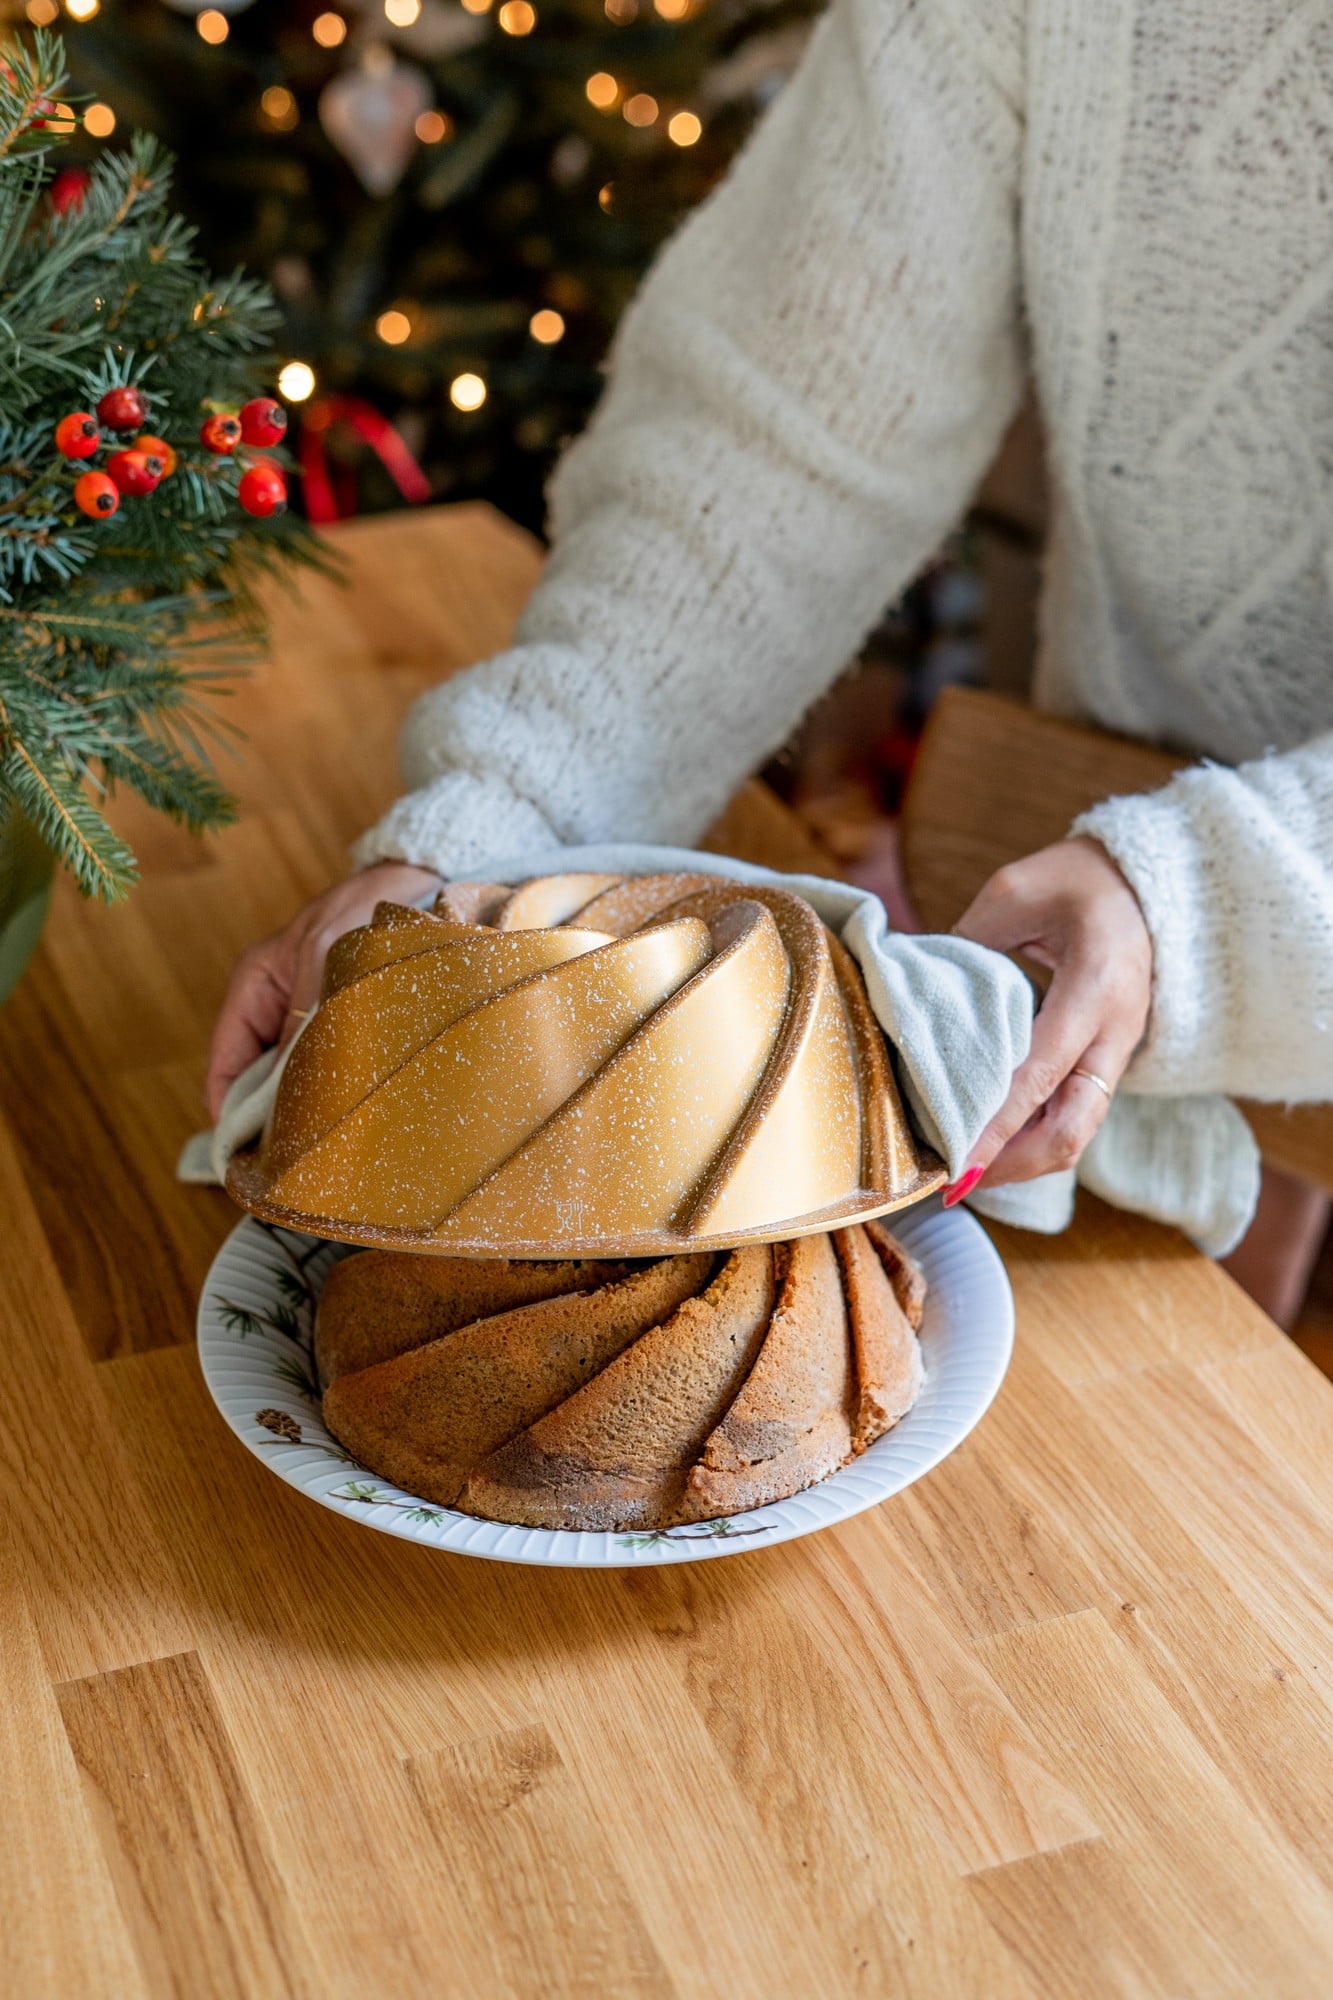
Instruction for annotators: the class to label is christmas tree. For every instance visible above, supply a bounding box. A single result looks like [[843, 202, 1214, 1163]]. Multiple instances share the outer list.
[[55, 0, 823, 530], [0, 26, 311, 917]]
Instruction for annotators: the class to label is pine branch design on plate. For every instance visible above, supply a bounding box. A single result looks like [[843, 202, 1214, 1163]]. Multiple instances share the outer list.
[[252, 1407, 367, 1471], [616, 1519, 776, 1552], [330, 1481, 457, 1529]]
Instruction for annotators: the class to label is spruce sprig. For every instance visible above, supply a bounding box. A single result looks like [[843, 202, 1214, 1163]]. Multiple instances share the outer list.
[[0, 29, 320, 900]]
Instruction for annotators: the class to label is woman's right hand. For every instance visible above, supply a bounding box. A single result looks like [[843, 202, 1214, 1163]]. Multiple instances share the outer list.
[[205, 861, 442, 1121]]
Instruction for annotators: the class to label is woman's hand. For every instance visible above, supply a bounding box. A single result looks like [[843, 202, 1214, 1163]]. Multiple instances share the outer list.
[[946, 836, 1153, 1196], [205, 862, 442, 1120]]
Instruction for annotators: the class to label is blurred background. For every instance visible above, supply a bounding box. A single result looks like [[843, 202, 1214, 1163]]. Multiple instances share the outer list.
[[22, 0, 1038, 852]]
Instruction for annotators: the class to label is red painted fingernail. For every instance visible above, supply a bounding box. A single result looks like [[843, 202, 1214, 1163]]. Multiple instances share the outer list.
[[941, 1165, 984, 1208]]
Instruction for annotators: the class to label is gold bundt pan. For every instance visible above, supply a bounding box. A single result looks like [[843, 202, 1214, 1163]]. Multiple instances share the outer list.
[[227, 869, 945, 1257]]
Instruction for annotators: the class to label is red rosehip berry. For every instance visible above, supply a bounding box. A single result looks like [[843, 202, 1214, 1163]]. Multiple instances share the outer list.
[[107, 449, 164, 497], [238, 397, 288, 449], [55, 411, 101, 459], [237, 462, 288, 517], [50, 167, 90, 217], [96, 384, 147, 432], [200, 413, 242, 454], [133, 433, 177, 478], [73, 471, 120, 518]]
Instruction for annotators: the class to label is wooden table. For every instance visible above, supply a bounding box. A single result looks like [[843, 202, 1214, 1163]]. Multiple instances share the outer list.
[[4, 506, 1333, 2000]]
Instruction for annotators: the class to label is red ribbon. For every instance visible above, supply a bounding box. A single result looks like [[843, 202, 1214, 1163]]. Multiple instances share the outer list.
[[297, 395, 431, 524]]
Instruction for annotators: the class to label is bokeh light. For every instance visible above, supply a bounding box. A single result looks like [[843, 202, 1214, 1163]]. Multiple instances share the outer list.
[[529, 308, 565, 344], [623, 93, 658, 128], [376, 309, 412, 345], [196, 11, 230, 44], [312, 12, 347, 46], [667, 110, 702, 147], [585, 73, 619, 111], [260, 86, 298, 131], [415, 110, 452, 144], [277, 361, 316, 402], [450, 372, 487, 411], [83, 102, 116, 138], [498, 1, 535, 33]]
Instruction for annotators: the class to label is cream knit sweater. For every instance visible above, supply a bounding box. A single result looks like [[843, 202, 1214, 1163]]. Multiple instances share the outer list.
[[357, 0, 1333, 1109]]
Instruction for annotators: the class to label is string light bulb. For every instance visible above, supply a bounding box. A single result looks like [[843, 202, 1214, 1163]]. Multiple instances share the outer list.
[[667, 110, 701, 146], [384, 0, 421, 23], [415, 109, 452, 143], [196, 10, 229, 43], [376, 309, 412, 345], [529, 308, 565, 344], [498, 1, 535, 33], [277, 361, 316, 402], [64, 0, 98, 20], [260, 86, 298, 131], [623, 93, 658, 127], [44, 103, 76, 133], [83, 102, 116, 138], [450, 372, 487, 412], [312, 12, 347, 46], [586, 73, 619, 110], [25, 0, 59, 24]]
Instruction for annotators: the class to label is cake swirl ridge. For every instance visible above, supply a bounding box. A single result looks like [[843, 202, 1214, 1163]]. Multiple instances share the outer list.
[[227, 869, 944, 1255]]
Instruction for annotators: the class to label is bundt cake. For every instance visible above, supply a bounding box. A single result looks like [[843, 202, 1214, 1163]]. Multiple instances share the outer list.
[[227, 869, 944, 1258], [317, 1216, 927, 1531]]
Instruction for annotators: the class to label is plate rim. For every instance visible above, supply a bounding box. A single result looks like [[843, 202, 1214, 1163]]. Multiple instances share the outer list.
[[196, 1196, 1013, 1568]]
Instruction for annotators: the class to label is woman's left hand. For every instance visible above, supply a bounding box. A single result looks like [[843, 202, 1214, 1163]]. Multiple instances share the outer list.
[[947, 836, 1153, 1194]]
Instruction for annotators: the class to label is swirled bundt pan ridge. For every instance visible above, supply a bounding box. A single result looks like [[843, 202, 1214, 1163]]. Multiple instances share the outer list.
[[227, 869, 945, 1257], [316, 1218, 927, 1531]]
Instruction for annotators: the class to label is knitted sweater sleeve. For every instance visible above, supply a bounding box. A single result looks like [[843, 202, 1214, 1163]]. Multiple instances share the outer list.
[[354, 0, 1025, 877], [1075, 734, 1333, 1103]]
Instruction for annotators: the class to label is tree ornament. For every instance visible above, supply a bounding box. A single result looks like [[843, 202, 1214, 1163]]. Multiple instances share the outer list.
[[133, 434, 178, 477], [107, 449, 164, 497], [49, 167, 90, 217], [96, 384, 147, 432], [238, 462, 288, 517], [73, 471, 120, 518], [318, 49, 431, 198], [200, 413, 242, 454], [55, 412, 100, 459], [239, 397, 287, 448]]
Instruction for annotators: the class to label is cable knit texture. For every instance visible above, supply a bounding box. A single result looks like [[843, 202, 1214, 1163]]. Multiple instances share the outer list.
[[358, 0, 1333, 1116]]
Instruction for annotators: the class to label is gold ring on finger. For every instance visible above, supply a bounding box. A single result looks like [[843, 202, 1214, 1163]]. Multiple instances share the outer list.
[[1071, 1066, 1113, 1101]]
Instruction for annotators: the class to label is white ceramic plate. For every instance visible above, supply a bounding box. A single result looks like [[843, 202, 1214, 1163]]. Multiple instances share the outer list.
[[197, 1198, 1013, 1568]]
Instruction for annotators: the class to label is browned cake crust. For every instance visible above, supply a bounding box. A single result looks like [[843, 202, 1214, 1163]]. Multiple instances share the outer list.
[[318, 1224, 927, 1531], [315, 1250, 633, 1387], [671, 1232, 855, 1522], [459, 1246, 775, 1531], [861, 1217, 928, 1331], [321, 1254, 714, 1506], [833, 1225, 926, 1453]]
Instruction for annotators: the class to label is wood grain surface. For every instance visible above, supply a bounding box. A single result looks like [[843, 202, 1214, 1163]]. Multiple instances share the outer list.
[[900, 686, 1333, 1192], [2, 505, 1332, 1999]]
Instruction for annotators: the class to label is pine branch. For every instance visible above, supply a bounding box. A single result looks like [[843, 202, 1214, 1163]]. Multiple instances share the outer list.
[[96, 731, 235, 833], [0, 740, 137, 901]]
